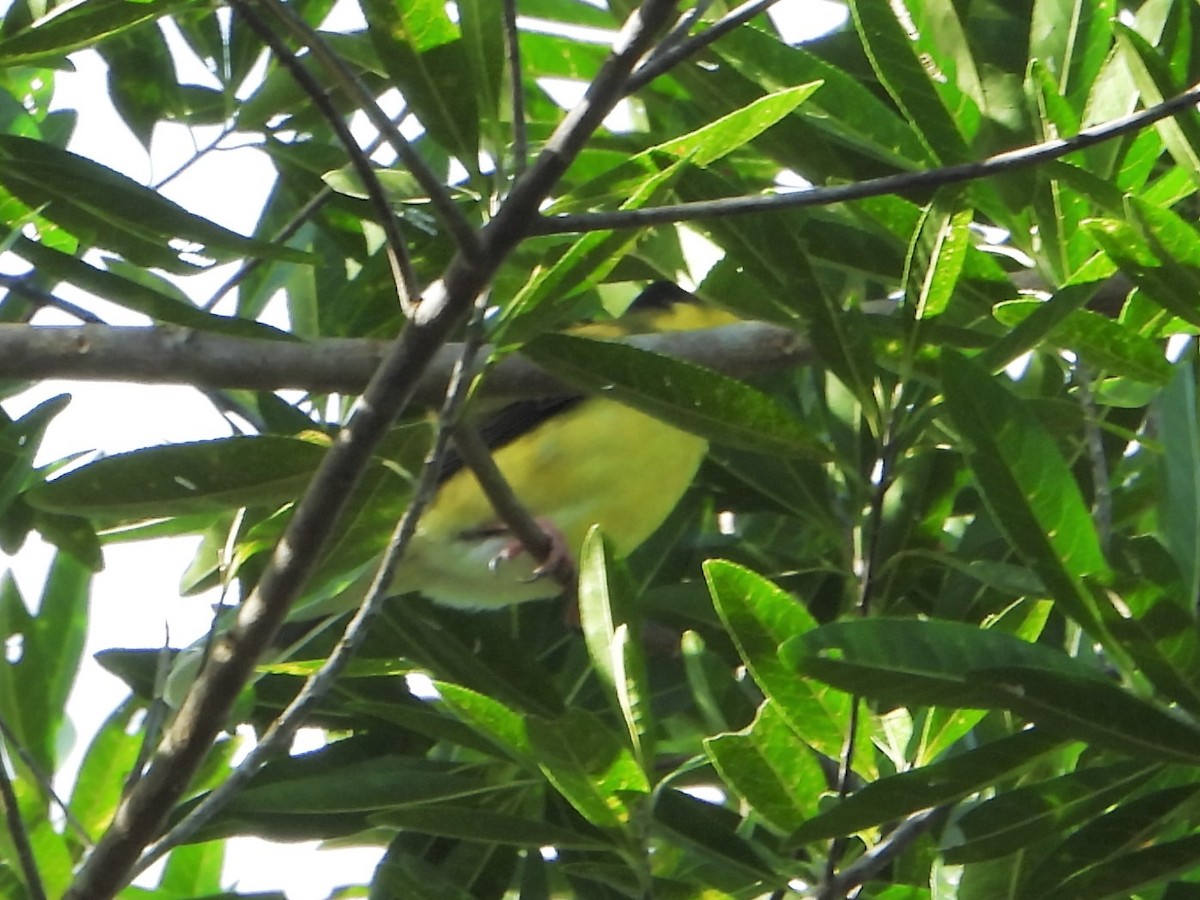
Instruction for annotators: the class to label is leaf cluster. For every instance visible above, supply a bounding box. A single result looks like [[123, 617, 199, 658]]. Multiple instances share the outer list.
[[4, 0, 1200, 897]]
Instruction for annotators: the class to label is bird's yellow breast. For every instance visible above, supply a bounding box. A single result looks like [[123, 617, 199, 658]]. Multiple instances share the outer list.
[[398, 399, 707, 608]]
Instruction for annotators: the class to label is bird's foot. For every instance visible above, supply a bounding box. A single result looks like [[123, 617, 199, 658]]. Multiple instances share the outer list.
[[487, 517, 575, 584]]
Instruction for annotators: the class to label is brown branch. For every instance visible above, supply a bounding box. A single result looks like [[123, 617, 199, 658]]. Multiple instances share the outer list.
[[229, 0, 420, 309], [133, 297, 492, 874], [535, 78, 1200, 234], [0, 321, 810, 400], [63, 0, 677, 894], [255, 0, 482, 261]]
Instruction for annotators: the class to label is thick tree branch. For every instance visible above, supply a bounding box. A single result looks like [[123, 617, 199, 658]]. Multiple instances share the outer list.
[[0, 321, 809, 401], [535, 78, 1200, 234], [64, 0, 678, 894]]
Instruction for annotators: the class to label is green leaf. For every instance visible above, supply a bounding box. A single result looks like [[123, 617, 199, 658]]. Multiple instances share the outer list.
[[1116, 23, 1200, 184], [705, 700, 828, 834], [27, 435, 329, 524], [521, 332, 825, 457], [0, 136, 313, 272], [16, 237, 293, 337], [992, 300, 1173, 384], [498, 158, 685, 341], [360, 0, 479, 168], [787, 729, 1064, 845], [714, 28, 929, 168], [1019, 781, 1200, 896], [848, 0, 970, 163], [704, 560, 852, 764], [654, 82, 822, 167], [577, 527, 654, 767], [943, 762, 1157, 863], [941, 351, 1108, 631], [1155, 360, 1200, 612], [0, 554, 89, 771], [372, 805, 611, 850], [782, 619, 1200, 764], [904, 192, 973, 319], [0, 394, 69, 522], [1047, 832, 1200, 900], [0, 0, 182, 66], [526, 708, 649, 830]]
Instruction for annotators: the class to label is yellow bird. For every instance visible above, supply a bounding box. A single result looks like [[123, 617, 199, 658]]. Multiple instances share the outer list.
[[385, 281, 735, 608], [166, 283, 732, 703]]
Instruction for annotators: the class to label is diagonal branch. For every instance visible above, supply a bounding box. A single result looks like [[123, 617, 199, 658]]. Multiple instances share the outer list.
[[626, 0, 781, 93], [255, 0, 482, 261], [535, 78, 1200, 234], [132, 295, 492, 874], [64, 1, 678, 894], [230, 0, 420, 309]]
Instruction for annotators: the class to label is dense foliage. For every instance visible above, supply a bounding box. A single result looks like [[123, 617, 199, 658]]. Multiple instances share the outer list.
[[4, 0, 1200, 896]]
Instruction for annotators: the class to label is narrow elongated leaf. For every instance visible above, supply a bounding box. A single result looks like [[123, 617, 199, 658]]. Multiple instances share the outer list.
[[16, 237, 292, 337], [654, 82, 822, 167], [522, 333, 824, 457], [1086, 218, 1200, 328], [526, 708, 649, 830], [904, 193, 973, 319], [1020, 782, 1200, 896], [783, 619, 1200, 763], [0, 0, 181, 65], [360, 0, 479, 167], [577, 527, 654, 766], [786, 729, 1064, 845], [0, 554, 89, 771], [943, 762, 1157, 863], [848, 0, 970, 163], [27, 436, 329, 523], [0, 136, 312, 272], [1154, 360, 1200, 624], [373, 805, 611, 850], [1047, 832, 1200, 900], [992, 300, 1173, 384], [941, 351, 1108, 631], [715, 27, 930, 167], [1116, 24, 1200, 184]]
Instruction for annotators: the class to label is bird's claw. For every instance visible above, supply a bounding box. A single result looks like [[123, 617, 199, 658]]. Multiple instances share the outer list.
[[488, 517, 573, 584]]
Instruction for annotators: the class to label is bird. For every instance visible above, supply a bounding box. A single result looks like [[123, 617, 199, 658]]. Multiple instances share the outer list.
[[378, 281, 736, 609], [165, 282, 734, 703]]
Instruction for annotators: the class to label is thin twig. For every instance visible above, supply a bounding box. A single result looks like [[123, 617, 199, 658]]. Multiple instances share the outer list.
[[0, 713, 92, 847], [133, 294, 492, 873], [64, 1, 674, 893], [813, 808, 945, 899], [536, 78, 1200, 234], [200, 112, 408, 312], [627, 0, 780, 93], [0, 742, 48, 900], [1074, 362, 1112, 554], [256, 0, 482, 261], [152, 122, 238, 190], [229, 0, 420, 311], [201, 186, 333, 312], [0, 274, 105, 324], [451, 421, 563, 576], [503, 0, 527, 179]]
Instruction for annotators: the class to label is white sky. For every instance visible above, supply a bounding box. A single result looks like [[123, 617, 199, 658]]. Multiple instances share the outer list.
[[0, 0, 847, 895]]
